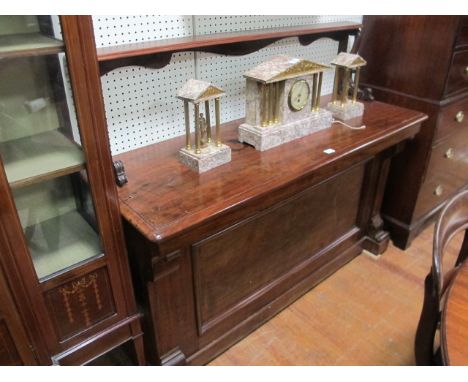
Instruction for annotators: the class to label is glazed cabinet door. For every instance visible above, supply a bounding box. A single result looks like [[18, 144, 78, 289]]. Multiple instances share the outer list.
[[0, 16, 128, 361], [0, 15, 103, 282]]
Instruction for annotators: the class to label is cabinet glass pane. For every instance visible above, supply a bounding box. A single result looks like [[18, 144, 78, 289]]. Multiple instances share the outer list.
[[0, 16, 103, 281], [12, 173, 102, 280]]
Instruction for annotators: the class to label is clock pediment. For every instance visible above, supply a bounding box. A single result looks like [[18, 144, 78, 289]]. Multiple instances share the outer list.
[[243, 55, 329, 84], [330, 52, 367, 69], [177, 79, 225, 104]]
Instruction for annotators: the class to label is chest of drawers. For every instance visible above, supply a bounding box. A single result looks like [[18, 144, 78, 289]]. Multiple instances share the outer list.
[[358, 16, 468, 249]]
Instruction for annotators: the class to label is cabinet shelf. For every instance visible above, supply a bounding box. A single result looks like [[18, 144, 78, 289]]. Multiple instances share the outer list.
[[97, 21, 361, 74], [0, 33, 64, 59], [1, 130, 85, 189], [26, 210, 102, 280]]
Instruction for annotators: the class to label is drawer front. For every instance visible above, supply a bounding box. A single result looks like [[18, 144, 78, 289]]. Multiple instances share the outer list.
[[414, 131, 468, 218], [435, 96, 468, 142], [445, 50, 468, 96], [456, 16, 468, 49]]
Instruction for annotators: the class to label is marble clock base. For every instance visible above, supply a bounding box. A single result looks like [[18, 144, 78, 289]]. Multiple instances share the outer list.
[[238, 109, 332, 151], [179, 143, 231, 173], [326, 101, 364, 121]]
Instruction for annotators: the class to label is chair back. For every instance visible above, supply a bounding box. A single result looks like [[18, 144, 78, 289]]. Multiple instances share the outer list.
[[432, 189, 468, 307], [415, 189, 468, 365]]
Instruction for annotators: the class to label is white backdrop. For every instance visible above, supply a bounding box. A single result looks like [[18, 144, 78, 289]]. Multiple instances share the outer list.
[[93, 15, 363, 154]]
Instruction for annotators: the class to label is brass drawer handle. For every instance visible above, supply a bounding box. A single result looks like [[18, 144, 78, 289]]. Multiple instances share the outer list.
[[455, 111, 465, 123], [445, 148, 455, 159], [465, 65, 468, 75], [434, 185, 444, 197]]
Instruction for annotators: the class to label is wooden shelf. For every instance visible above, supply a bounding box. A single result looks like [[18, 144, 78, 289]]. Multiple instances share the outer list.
[[1, 130, 85, 189], [26, 210, 102, 280], [0, 33, 64, 59], [97, 21, 361, 74]]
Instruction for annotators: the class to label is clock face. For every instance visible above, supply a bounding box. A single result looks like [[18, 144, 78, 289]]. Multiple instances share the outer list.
[[288, 80, 310, 111]]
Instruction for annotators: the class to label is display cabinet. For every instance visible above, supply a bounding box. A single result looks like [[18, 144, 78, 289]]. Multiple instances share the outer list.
[[0, 16, 144, 365]]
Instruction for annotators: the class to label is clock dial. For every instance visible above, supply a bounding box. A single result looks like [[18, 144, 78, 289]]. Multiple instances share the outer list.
[[288, 80, 310, 111]]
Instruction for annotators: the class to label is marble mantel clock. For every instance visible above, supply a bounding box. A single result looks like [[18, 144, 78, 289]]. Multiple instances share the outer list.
[[239, 55, 332, 151]]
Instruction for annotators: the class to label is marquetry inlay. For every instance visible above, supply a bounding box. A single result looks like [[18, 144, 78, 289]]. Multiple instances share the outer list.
[[46, 268, 115, 340], [59, 273, 102, 326]]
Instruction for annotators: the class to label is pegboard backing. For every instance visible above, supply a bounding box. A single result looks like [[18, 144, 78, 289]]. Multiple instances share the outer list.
[[94, 16, 363, 155], [51, 16, 81, 145], [59, 54, 81, 145], [93, 15, 193, 47], [50, 15, 62, 39], [101, 52, 196, 154]]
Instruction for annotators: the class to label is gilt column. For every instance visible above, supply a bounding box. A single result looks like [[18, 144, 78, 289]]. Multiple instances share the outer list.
[[215, 97, 221, 146], [184, 100, 191, 149], [194, 103, 201, 154], [205, 100, 212, 143]]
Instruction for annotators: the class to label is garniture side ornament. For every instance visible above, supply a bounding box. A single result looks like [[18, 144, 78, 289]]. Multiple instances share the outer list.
[[326, 52, 367, 120], [176, 79, 231, 173]]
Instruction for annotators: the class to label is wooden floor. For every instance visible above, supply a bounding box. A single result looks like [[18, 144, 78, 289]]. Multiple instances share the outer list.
[[209, 225, 463, 366]]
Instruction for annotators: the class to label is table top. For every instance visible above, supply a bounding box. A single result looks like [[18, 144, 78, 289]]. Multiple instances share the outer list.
[[115, 101, 425, 244], [442, 261, 468, 365]]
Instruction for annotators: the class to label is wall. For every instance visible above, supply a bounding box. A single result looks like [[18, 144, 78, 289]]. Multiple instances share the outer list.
[[93, 15, 363, 155]]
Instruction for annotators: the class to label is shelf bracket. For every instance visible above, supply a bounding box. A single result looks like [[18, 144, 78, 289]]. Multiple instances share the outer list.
[[99, 51, 173, 76]]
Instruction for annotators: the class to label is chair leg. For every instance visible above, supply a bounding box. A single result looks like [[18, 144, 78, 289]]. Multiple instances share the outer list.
[[415, 273, 439, 366]]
